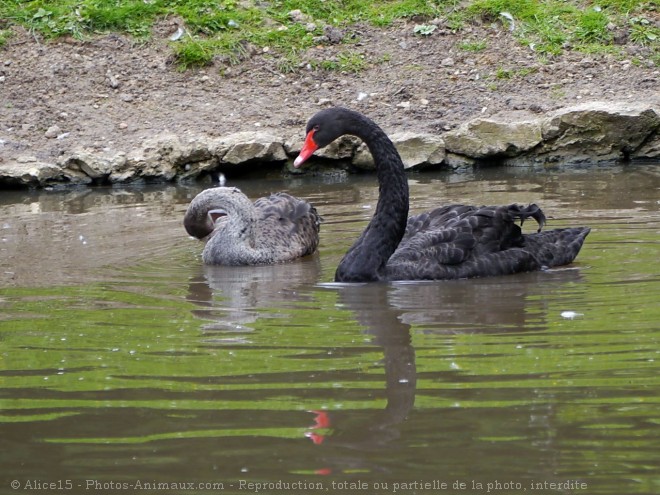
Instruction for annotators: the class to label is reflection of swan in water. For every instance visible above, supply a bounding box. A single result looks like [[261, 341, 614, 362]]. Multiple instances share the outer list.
[[304, 268, 585, 474], [184, 187, 321, 265], [390, 269, 586, 332], [186, 256, 321, 336], [305, 283, 416, 452], [294, 107, 590, 282]]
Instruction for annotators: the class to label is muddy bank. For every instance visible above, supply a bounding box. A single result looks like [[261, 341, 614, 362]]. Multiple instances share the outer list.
[[1, 21, 659, 188]]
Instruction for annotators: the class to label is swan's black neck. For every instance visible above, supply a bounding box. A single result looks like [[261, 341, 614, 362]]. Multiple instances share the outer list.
[[334, 111, 409, 282]]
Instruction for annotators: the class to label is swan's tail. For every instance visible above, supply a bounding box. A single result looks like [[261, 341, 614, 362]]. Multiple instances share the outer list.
[[525, 227, 591, 268], [510, 203, 546, 233]]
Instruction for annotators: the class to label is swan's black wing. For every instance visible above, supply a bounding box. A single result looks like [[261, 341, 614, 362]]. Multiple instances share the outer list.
[[522, 226, 591, 268], [254, 192, 322, 257], [386, 204, 589, 280]]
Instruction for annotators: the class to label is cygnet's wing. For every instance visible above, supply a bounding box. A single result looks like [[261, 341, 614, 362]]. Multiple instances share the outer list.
[[254, 192, 322, 258]]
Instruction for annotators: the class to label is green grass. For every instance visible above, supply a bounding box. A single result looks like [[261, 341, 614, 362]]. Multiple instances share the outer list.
[[466, 0, 658, 57], [458, 39, 488, 51], [0, 0, 657, 69], [317, 50, 368, 72], [0, 29, 10, 48], [488, 65, 538, 89]]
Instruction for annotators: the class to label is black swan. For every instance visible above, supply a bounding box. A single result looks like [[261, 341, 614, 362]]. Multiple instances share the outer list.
[[293, 107, 590, 282], [184, 187, 321, 265]]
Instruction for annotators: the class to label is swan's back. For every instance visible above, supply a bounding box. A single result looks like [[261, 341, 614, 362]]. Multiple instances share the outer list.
[[253, 192, 321, 258], [386, 203, 589, 280]]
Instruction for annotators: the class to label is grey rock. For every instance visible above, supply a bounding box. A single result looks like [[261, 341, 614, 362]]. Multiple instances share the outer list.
[[176, 136, 219, 179], [444, 101, 660, 165], [0, 160, 64, 186], [2, 101, 659, 189], [288, 9, 311, 23], [532, 101, 660, 163], [59, 151, 117, 183], [317, 135, 360, 161], [353, 132, 445, 170], [324, 26, 344, 44], [107, 73, 120, 89], [443, 152, 476, 169], [633, 132, 660, 159], [443, 119, 544, 158], [217, 131, 287, 165], [44, 125, 61, 139]]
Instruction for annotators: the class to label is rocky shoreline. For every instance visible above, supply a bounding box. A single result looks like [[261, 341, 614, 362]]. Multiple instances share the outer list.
[[2, 20, 659, 189], [1, 100, 658, 188]]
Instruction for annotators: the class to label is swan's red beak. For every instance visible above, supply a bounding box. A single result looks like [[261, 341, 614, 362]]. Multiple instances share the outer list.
[[293, 129, 318, 168]]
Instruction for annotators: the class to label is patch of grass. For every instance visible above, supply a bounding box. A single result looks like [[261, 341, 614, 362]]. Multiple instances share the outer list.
[[458, 39, 488, 51], [171, 38, 216, 69], [367, 0, 440, 26], [516, 66, 537, 77], [518, 21, 566, 56], [629, 15, 660, 46], [0, 0, 436, 53], [575, 9, 611, 44], [495, 67, 513, 79], [317, 50, 367, 72], [0, 0, 657, 69], [464, 0, 657, 59], [466, 0, 543, 23], [2, 0, 161, 39], [84, 0, 163, 37], [0, 29, 11, 47], [276, 49, 305, 73]]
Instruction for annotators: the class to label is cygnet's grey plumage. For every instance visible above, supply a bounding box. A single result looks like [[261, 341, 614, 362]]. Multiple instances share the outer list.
[[184, 187, 321, 265]]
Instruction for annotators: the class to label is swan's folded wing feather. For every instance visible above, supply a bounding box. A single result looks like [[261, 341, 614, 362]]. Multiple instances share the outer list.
[[402, 205, 478, 240], [254, 192, 321, 257], [387, 247, 544, 280], [387, 203, 554, 280], [392, 226, 476, 265], [521, 227, 591, 267]]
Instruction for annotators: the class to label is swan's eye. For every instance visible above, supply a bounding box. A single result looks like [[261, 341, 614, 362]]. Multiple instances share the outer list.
[[313, 124, 320, 132]]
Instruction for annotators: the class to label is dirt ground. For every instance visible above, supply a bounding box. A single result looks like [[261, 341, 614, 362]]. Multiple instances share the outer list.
[[0, 19, 658, 167]]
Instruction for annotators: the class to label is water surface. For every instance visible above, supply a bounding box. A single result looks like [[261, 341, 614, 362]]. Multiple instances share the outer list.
[[1, 163, 659, 494]]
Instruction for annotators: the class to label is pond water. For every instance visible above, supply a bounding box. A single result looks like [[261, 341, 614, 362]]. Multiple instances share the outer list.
[[1, 163, 659, 495]]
